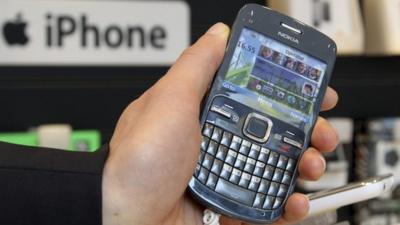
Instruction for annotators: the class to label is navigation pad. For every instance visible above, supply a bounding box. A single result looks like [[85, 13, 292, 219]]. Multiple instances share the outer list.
[[248, 117, 268, 138], [243, 113, 273, 143]]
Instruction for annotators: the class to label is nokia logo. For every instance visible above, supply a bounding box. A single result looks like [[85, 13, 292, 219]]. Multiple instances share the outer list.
[[277, 31, 299, 44]]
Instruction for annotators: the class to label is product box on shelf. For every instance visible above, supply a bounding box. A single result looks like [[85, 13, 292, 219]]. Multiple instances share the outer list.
[[268, 0, 364, 55], [364, 0, 400, 55]]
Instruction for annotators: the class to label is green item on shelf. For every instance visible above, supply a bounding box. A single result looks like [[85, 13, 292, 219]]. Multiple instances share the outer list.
[[0, 132, 37, 147], [0, 130, 101, 152], [70, 130, 101, 152]]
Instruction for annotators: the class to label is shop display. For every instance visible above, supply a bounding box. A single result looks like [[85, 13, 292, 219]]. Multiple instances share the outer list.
[[364, 0, 400, 55], [0, 128, 101, 152], [268, 0, 364, 55], [354, 118, 400, 224], [374, 142, 400, 199], [295, 211, 339, 225], [298, 118, 352, 191]]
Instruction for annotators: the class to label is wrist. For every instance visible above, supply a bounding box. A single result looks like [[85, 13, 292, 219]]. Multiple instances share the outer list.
[[102, 158, 133, 225]]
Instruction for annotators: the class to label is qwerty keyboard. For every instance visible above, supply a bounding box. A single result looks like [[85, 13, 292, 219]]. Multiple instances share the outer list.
[[194, 123, 296, 210]]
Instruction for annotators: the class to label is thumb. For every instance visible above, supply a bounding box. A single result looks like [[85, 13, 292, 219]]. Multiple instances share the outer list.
[[163, 23, 230, 101]]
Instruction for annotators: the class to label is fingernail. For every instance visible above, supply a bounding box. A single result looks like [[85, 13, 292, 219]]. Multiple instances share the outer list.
[[206, 22, 229, 35], [301, 194, 310, 211]]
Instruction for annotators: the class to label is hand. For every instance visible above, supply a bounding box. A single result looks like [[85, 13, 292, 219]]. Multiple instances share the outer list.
[[102, 23, 339, 225]]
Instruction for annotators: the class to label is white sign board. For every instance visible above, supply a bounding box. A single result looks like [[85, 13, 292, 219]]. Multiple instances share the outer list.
[[0, 0, 190, 65]]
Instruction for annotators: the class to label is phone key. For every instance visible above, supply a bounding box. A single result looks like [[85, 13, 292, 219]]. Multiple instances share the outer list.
[[234, 154, 247, 170], [267, 182, 279, 196], [202, 153, 214, 170], [267, 151, 279, 166], [230, 136, 242, 151], [211, 159, 223, 175], [253, 162, 265, 177], [201, 136, 210, 151], [277, 155, 289, 169], [239, 172, 251, 188], [210, 105, 232, 119], [207, 141, 218, 156], [256, 161, 266, 168], [242, 140, 252, 147], [206, 173, 218, 190], [244, 158, 256, 174], [216, 145, 228, 161], [286, 158, 295, 172], [263, 196, 275, 209], [247, 157, 257, 165], [253, 193, 266, 208], [194, 164, 201, 177], [273, 197, 284, 209], [239, 140, 251, 155], [229, 168, 242, 184], [198, 151, 205, 164], [237, 153, 247, 161], [248, 176, 261, 191], [261, 147, 271, 155], [220, 131, 233, 147], [238, 145, 250, 155], [258, 153, 268, 163], [203, 123, 214, 138], [258, 148, 270, 163], [225, 150, 237, 166], [220, 164, 233, 180], [283, 137, 302, 149], [272, 168, 284, 183], [197, 167, 209, 184], [282, 171, 292, 185], [215, 178, 256, 206], [262, 165, 275, 180], [211, 127, 223, 142], [249, 144, 261, 159], [277, 184, 288, 197], [258, 179, 270, 194]]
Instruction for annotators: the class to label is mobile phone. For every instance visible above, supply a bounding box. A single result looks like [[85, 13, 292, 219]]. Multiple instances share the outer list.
[[188, 4, 337, 224], [307, 174, 394, 217]]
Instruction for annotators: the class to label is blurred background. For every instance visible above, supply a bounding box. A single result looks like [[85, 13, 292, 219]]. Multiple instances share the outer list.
[[0, 0, 399, 224]]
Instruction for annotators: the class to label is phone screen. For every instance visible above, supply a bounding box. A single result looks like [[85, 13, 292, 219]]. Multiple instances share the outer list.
[[218, 28, 327, 133]]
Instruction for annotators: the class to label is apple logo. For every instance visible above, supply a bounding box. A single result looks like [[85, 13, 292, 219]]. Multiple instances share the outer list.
[[2, 13, 29, 46]]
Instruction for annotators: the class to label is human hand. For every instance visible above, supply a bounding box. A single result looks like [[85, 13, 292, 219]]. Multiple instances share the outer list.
[[102, 23, 339, 225]]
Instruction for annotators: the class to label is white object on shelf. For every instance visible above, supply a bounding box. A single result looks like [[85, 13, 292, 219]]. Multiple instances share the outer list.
[[375, 141, 400, 198], [328, 118, 354, 143], [268, 0, 365, 55], [364, 0, 400, 55], [37, 124, 72, 150]]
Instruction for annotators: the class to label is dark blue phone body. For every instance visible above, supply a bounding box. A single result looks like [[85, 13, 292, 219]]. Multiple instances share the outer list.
[[188, 4, 337, 224]]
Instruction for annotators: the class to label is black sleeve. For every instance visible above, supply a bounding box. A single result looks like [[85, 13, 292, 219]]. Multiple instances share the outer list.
[[0, 141, 109, 225]]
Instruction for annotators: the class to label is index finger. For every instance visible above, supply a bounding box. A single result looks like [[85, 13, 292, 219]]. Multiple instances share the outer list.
[[321, 87, 338, 111]]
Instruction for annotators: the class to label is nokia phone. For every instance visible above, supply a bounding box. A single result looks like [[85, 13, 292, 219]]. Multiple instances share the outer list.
[[189, 4, 337, 224]]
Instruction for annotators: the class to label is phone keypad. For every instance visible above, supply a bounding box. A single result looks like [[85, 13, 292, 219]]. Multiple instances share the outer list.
[[221, 132, 232, 146], [195, 123, 295, 210]]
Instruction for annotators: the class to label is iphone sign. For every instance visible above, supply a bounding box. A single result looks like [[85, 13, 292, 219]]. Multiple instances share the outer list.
[[0, 0, 190, 66]]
